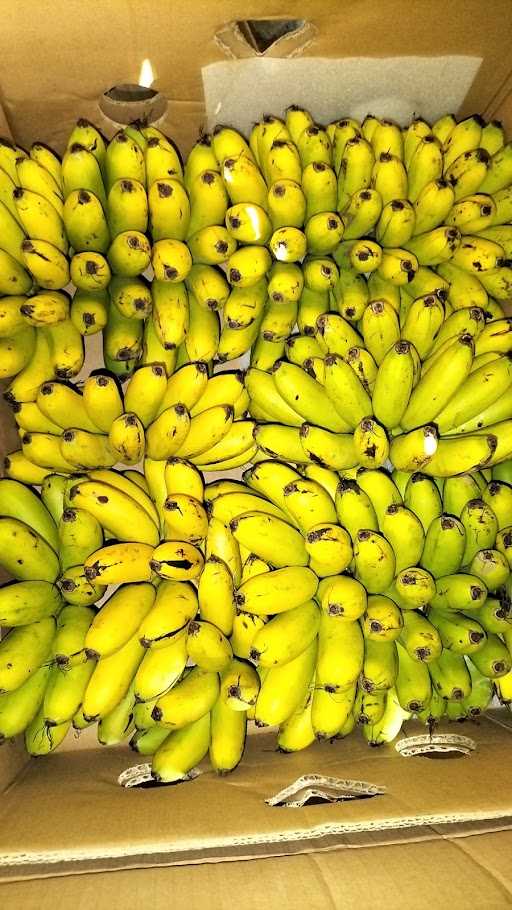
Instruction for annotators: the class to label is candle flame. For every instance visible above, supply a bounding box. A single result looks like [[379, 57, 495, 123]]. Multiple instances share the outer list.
[[139, 58, 155, 89]]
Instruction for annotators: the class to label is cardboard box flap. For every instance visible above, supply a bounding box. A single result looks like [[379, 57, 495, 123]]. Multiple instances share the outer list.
[[1, 714, 511, 881], [1, 831, 512, 909], [1, 0, 512, 153]]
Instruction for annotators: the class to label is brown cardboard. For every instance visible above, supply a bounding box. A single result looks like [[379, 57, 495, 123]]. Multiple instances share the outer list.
[[1, 3, 512, 898], [1, 0, 512, 154], [1, 832, 512, 910], [1, 714, 512, 882]]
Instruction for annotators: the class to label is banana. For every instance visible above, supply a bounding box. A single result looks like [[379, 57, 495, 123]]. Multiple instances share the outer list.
[[321, 352, 371, 430], [447, 193, 496, 234], [352, 529, 396, 594], [311, 682, 356, 740], [435, 356, 512, 434], [249, 600, 319, 668], [187, 169, 228, 237], [205, 515, 242, 584], [331, 117, 361, 170], [399, 610, 442, 663], [331, 267, 369, 323], [317, 576, 365, 624], [13, 186, 67, 254], [68, 478, 157, 545], [142, 314, 178, 373], [0, 617, 56, 693], [0, 248, 32, 296], [277, 685, 315, 752], [281, 477, 338, 532], [110, 274, 152, 320], [58, 566, 105, 606], [151, 713, 210, 782], [355, 468, 402, 527], [460, 497, 499, 564], [229, 511, 308, 568], [150, 541, 204, 582], [0, 664, 51, 742], [472, 596, 512, 635], [416, 688, 446, 728], [85, 583, 155, 660], [420, 514, 466, 578], [303, 257, 339, 292], [337, 136, 374, 210], [105, 178, 147, 240], [431, 572, 487, 613], [428, 607, 487, 655], [286, 106, 315, 144], [402, 473, 442, 533], [254, 639, 316, 728], [221, 153, 268, 209], [341, 188, 382, 242], [333, 478, 378, 542], [103, 130, 145, 191], [44, 658, 96, 726], [301, 161, 337, 220], [395, 641, 432, 712], [209, 695, 246, 774], [376, 198, 415, 246], [49, 604, 93, 667], [268, 224, 307, 262], [188, 225, 236, 265], [354, 686, 387, 726], [151, 239, 192, 284], [404, 226, 460, 266], [470, 634, 511, 678], [213, 124, 255, 166], [107, 413, 144, 466], [81, 631, 144, 721], [482, 479, 512, 530], [32, 146, 67, 207], [361, 595, 403, 642], [0, 199, 27, 267], [304, 523, 352, 577], [315, 611, 363, 693], [143, 404, 190, 461], [272, 360, 348, 432], [412, 177, 455, 235], [62, 187, 109, 253], [0, 476, 58, 551], [162, 492, 208, 543], [235, 566, 317, 617], [230, 610, 266, 660], [360, 299, 400, 364], [267, 178, 306, 230], [225, 201, 272, 246], [195, 556, 235, 637], [400, 333, 474, 430], [97, 680, 137, 745], [186, 620, 232, 672], [58, 507, 103, 572], [24, 706, 70, 755], [0, 513, 60, 581], [152, 665, 218, 729], [71, 288, 108, 335], [362, 638, 398, 692], [380, 503, 425, 573], [145, 179, 188, 244], [133, 632, 188, 703], [0, 579, 62, 628], [404, 118, 434, 167], [20, 238, 68, 290], [67, 118, 106, 168], [371, 339, 416, 429], [371, 151, 408, 205]]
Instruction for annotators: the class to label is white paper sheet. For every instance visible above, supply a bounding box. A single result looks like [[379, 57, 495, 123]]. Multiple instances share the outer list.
[[202, 55, 482, 132]]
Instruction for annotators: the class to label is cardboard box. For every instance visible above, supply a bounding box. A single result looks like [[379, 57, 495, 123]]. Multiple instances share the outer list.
[[2, 1, 512, 903]]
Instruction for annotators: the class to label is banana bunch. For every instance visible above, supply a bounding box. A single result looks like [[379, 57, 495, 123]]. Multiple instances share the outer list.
[[3, 106, 512, 770]]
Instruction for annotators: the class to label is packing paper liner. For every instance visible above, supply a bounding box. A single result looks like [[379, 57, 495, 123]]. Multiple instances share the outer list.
[[202, 55, 482, 135]]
